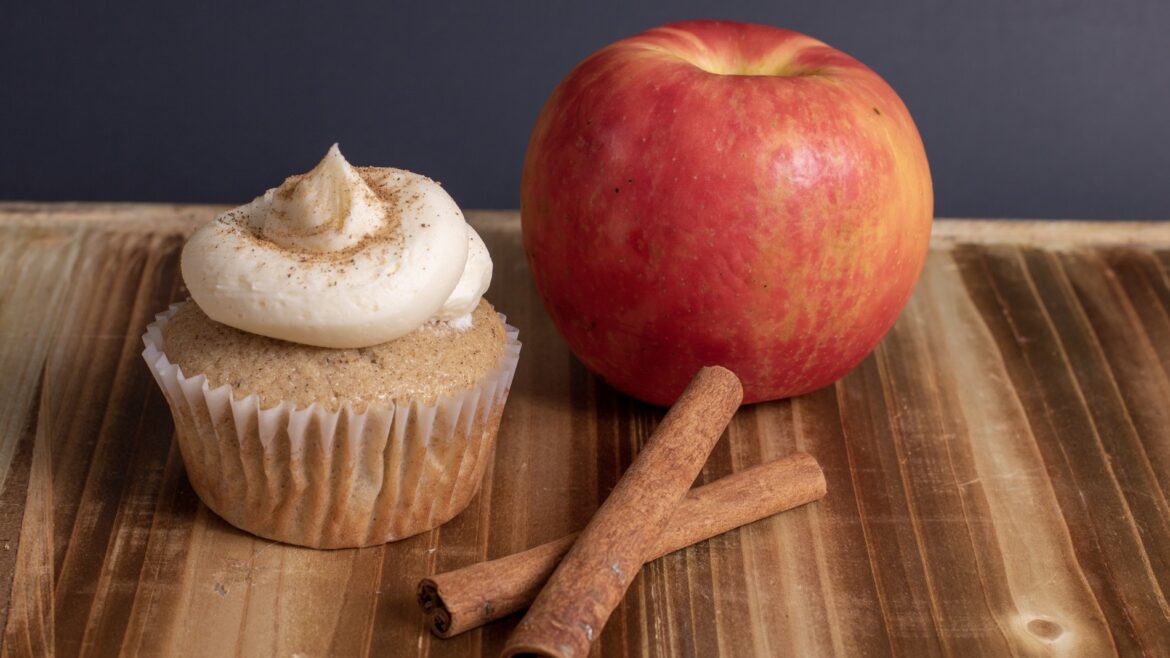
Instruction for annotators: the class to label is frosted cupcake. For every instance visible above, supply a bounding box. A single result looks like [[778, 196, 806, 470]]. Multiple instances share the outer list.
[[142, 145, 520, 549]]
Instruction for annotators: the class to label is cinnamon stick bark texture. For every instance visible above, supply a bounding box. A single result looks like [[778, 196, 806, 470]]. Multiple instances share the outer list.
[[418, 452, 826, 637], [500, 365, 743, 658]]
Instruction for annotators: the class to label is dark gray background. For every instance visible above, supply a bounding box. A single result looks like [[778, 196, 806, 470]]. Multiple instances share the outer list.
[[2, 1, 1167, 219]]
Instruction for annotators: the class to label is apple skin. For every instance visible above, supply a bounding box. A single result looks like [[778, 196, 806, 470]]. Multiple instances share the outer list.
[[521, 20, 933, 406]]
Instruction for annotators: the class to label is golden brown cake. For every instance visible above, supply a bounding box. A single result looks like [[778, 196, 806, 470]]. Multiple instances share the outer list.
[[163, 299, 506, 411]]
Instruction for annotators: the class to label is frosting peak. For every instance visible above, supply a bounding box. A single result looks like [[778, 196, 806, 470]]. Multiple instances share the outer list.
[[260, 144, 386, 252], [181, 146, 491, 348]]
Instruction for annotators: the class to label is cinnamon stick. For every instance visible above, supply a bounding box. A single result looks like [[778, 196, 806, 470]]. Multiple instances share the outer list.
[[500, 366, 743, 658], [418, 452, 826, 637]]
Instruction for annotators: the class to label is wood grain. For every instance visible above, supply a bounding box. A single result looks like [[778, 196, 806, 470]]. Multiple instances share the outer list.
[[0, 203, 1167, 656]]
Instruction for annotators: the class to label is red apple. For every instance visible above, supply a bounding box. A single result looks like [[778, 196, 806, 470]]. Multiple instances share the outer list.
[[521, 20, 933, 405]]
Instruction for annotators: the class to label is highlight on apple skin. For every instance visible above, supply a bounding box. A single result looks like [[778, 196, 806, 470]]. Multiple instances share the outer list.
[[521, 20, 933, 406]]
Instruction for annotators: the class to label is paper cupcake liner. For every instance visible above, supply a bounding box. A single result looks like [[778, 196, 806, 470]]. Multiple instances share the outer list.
[[142, 303, 520, 549]]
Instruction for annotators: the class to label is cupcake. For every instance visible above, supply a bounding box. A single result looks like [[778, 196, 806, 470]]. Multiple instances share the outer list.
[[142, 145, 520, 549]]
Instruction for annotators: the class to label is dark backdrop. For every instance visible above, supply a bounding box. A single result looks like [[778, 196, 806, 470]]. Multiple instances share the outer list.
[[2, 1, 1168, 219]]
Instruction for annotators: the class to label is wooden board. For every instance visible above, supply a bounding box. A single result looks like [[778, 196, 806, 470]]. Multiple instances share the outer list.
[[1, 202, 1168, 656]]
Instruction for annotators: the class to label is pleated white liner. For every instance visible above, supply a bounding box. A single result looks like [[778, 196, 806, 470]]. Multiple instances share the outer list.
[[142, 303, 520, 549]]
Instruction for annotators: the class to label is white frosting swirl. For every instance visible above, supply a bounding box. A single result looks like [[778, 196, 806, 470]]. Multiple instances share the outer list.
[[181, 144, 492, 348], [434, 227, 492, 327]]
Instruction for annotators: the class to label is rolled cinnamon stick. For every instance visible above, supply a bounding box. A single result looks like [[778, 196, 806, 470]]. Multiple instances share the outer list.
[[418, 452, 825, 637], [501, 366, 743, 658]]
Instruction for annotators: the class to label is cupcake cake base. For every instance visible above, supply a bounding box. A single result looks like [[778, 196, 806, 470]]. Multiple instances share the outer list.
[[142, 302, 521, 549]]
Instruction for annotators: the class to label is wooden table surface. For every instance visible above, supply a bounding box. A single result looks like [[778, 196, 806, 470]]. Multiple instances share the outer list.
[[1, 203, 1168, 657]]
